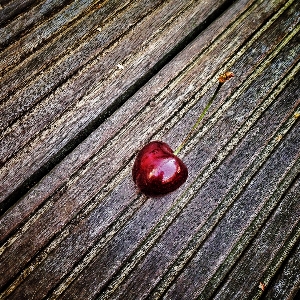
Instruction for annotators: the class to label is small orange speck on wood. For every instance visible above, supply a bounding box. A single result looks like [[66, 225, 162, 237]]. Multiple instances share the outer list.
[[259, 282, 266, 291], [218, 71, 234, 83]]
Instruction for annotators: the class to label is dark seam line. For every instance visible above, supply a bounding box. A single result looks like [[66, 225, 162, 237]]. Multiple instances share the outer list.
[[0, 0, 44, 28], [205, 170, 300, 300], [0, 0, 76, 49], [44, 191, 147, 299], [0, 0, 237, 217], [0, 0, 163, 161], [144, 91, 300, 300], [0, 0, 135, 99]]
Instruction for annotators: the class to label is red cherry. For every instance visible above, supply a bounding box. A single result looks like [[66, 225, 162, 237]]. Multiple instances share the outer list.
[[132, 72, 234, 197], [132, 141, 188, 197]]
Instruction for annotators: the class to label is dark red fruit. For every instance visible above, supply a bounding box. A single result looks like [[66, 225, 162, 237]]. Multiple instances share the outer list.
[[132, 141, 188, 197]]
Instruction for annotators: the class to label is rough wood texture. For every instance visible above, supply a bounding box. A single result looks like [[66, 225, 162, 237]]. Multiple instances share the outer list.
[[0, 0, 235, 202], [0, 0, 299, 299]]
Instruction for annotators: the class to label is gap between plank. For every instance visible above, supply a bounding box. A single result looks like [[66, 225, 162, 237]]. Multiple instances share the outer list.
[[0, 0, 296, 296], [0, 0, 237, 217], [95, 68, 300, 300]]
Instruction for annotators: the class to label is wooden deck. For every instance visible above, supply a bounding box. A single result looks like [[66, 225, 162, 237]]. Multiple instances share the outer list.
[[0, 0, 299, 299]]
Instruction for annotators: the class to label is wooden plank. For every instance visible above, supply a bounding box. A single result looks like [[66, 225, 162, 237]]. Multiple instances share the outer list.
[[0, 0, 38, 27], [0, 0, 146, 126], [58, 78, 300, 300], [209, 177, 300, 300], [264, 239, 300, 299], [0, 0, 90, 49], [0, 0, 280, 241], [1, 0, 297, 240], [1, 0, 299, 299], [0, 0, 127, 79], [0, 0, 234, 203], [1, 1, 299, 299]]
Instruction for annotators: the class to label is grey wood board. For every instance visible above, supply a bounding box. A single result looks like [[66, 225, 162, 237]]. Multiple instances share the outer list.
[[0, 0, 37, 27], [0, 0, 234, 202], [0, 0, 299, 299], [263, 238, 300, 300]]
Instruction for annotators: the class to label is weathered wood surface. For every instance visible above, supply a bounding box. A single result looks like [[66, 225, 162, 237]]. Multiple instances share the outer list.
[[0, 0, 299, 299]]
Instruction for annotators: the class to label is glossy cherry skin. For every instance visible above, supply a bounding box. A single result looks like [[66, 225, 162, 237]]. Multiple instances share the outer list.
[[132, 141, 188, 197]]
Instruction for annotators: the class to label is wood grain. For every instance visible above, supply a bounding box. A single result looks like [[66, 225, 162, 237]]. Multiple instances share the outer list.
[[0, 0, 38, 27], [263, 238, 300, 300], [0, 0, 234, 203], [0, 0, 299, 299], [0, 0, 74, 49], [211, 176, 300, 300]]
